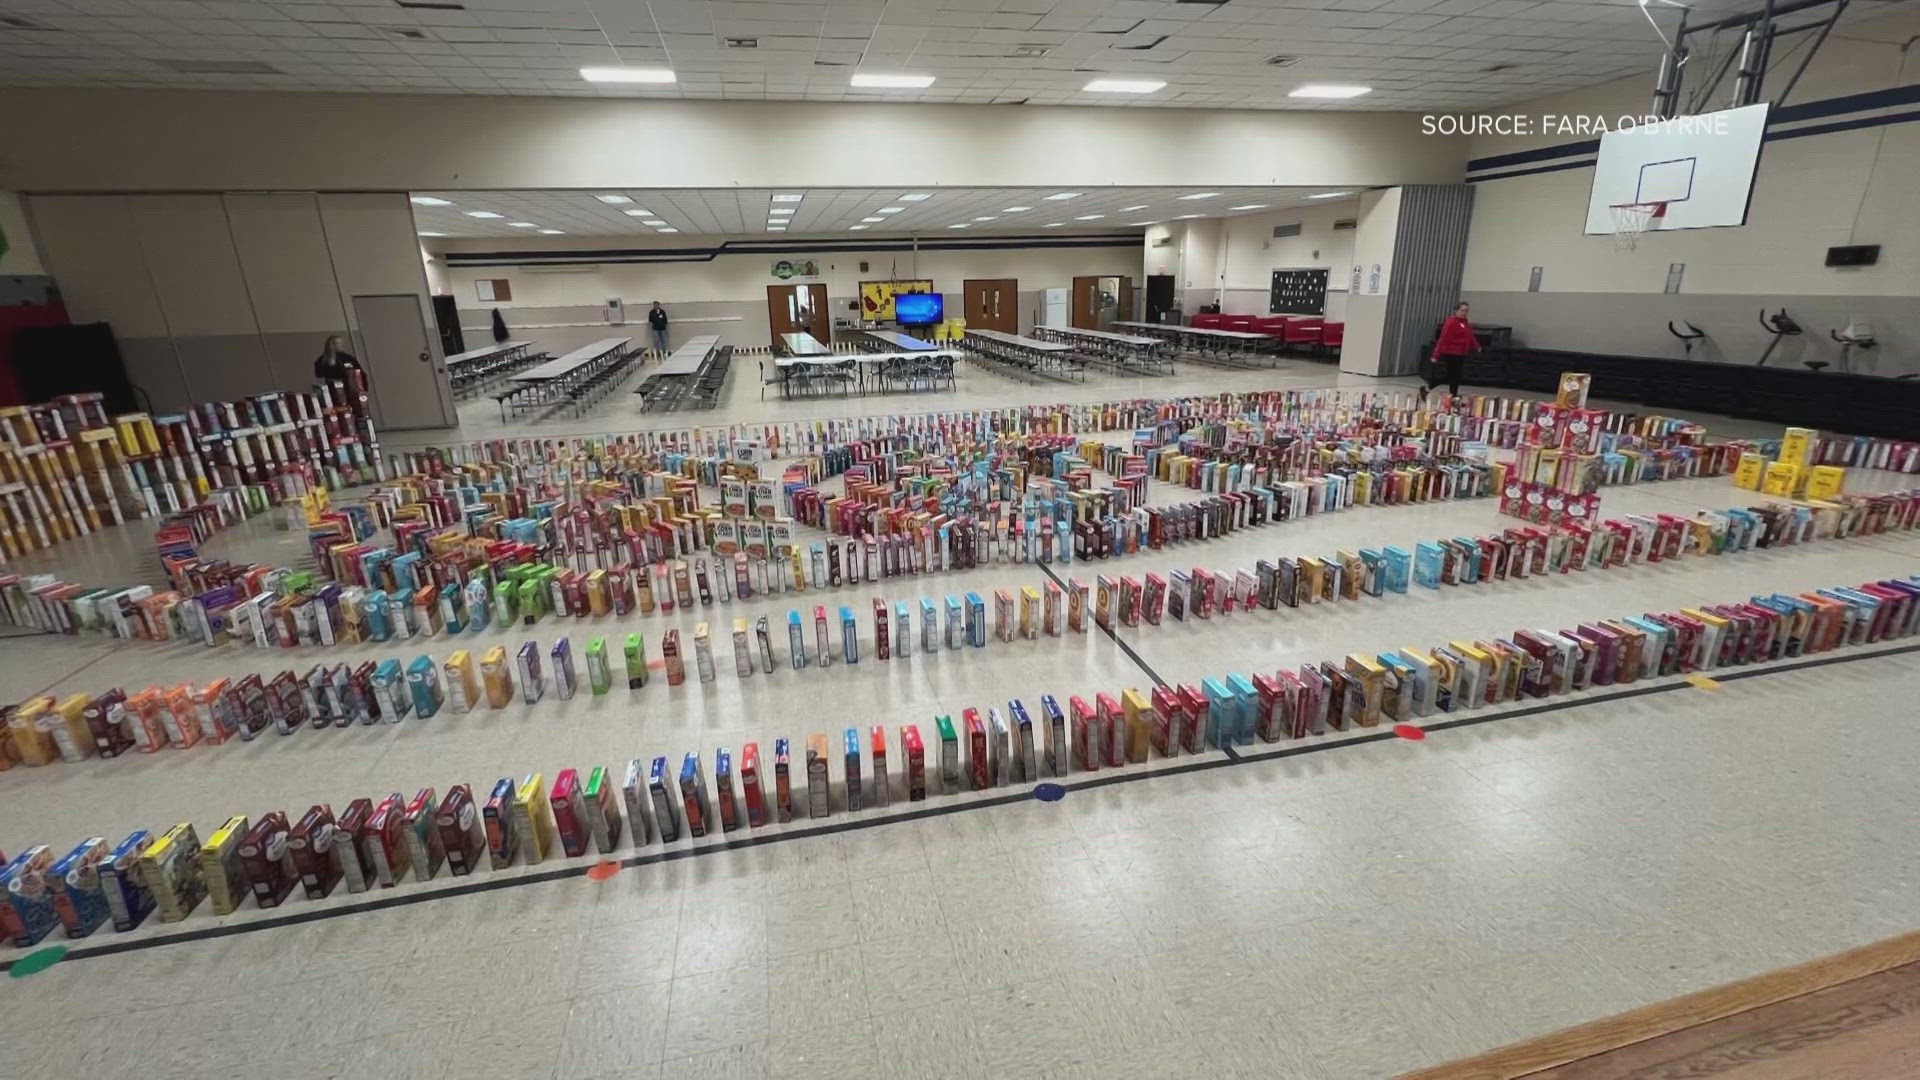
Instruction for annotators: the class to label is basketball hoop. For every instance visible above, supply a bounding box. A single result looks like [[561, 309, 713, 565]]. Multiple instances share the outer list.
[[1608, 201, 1668, 251]]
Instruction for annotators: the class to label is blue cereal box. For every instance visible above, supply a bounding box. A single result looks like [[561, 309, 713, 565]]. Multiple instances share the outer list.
[[2, 845, 60, 947], [100, 830, 156, 931], [51, 837, 112, 938]]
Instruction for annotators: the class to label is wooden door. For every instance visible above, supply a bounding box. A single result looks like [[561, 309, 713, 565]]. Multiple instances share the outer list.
[[1071, 276, 1100, 330], [963, 278, 1018, 334], [1118, 278, 1134, 325], [767, 283, 830, 348]]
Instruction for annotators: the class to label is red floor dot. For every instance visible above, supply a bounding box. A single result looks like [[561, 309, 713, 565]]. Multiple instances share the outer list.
[[586, 861, 621, 881], [1393, 723, 1427, 741], [647, 659, 667, 670]]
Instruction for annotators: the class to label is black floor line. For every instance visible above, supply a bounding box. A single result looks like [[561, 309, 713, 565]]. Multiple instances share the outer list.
[[1035, 560, 1170, 688], [8, 636, 1920, 971]]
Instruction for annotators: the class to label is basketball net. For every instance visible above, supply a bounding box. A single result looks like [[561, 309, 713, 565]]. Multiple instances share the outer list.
[[1608, 201, 1668, 251]]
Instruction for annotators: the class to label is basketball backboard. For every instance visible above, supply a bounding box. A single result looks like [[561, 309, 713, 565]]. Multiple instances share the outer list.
[[1583, 102, 1770, 235]]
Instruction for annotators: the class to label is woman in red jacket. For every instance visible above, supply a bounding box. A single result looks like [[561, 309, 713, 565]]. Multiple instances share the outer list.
[[1423, 302, 1480, 404]]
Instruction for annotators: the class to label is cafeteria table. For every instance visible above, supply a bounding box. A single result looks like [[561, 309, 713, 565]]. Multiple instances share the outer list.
[[498, 336, 631, 419], [1029, 325, 1173, 375], [444, 339, 537, 394], [859, 328, 942, 353], [1114, 321, 1272, 364], [963, 329, 1087, 382]]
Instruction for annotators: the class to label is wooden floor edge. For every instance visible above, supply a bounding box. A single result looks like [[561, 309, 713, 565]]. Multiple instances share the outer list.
[[1396, 927, 1920, 1080]]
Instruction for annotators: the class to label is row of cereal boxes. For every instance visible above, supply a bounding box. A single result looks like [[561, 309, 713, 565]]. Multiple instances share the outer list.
[[6, 570, 1918, 948]]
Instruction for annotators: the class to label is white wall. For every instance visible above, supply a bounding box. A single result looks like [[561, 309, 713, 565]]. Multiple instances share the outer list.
[[0, 90, 1469, 193], [1217, 202, 1361, 321], [1458, 7, 1920, 369], [0, 192, 44, 276], [1339, 188, 1404, 376]]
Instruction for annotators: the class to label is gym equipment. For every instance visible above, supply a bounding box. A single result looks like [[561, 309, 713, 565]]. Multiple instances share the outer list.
[[1755, 309, 1803, 368], [1830, 320, 1876, 375], [1667, 320, 1706, 360]]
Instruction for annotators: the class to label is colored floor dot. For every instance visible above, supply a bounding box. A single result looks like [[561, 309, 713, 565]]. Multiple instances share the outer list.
[[1034, 783, 1067, 802], [586, 861, 622, 881], [9, 945, 67, 978], [1393, 724, 1427, 741], [1685, 674, 1722, 690]]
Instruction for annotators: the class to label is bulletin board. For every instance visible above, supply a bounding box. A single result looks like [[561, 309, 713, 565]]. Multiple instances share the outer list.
[[1268, 268, 1328, 316], [859, 279, 934, 321]]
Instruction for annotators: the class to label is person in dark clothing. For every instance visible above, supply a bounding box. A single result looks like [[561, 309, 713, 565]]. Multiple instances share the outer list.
[[648, 301, 670, 355], [314, 335, 362, 383], [1423, 302, 1480, 404]]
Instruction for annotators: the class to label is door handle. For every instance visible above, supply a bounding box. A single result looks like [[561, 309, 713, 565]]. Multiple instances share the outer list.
[[419, 351, 430, 363]]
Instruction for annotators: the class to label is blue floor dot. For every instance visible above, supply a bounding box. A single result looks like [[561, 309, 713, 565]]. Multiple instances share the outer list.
[[1034, 783, 1066, 802]]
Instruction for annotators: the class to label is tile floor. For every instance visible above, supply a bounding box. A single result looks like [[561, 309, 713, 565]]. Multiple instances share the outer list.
[[2, 355, 1916, 1079]]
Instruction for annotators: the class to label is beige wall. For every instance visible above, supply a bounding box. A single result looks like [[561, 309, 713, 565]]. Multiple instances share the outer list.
[[0, 192, 44, 276], [1458, 8, 1920, 370], [1339, 188, 1404, 377], [24, 192, 454, 425], [434, 235, 1141, 351], [0, 91, 1468, 194]]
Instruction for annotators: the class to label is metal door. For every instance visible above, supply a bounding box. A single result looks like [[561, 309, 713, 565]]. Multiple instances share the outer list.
[[351, 293, 453, 429]]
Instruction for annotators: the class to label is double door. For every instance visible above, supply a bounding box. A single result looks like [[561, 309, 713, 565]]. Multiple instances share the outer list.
[[1072, 276, 1133, 330], [767, 283, 830, 348], [962, 278, 1017, 333]]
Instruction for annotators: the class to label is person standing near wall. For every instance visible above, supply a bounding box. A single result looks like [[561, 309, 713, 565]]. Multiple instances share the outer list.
[[313, 334, 362, 383], [648, 301, 670, 356], [1423, 302, 1480, 405]]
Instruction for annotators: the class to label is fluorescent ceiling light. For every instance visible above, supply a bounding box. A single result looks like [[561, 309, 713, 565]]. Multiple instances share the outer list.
[[1003, 206, 1032, 212], [1178, 192, 1219, 200], [768, 209, 794, 216], [1228, 204, 1267, 210], [1042, 223, 1064, 228], [1074, 214, 1105, 220], [594, 194, 633, 204], [1290, 84, 1371, 99], [410, 196, 453, 206], [641, 219, 668, 226], [849, 224, 870, 230], [508, 222, 538, 228], [1128, 221, 1159, 226], [1175, 214, 1203, 219], [1044, 192, 1080, 201], [581, 67, 676, 83], [464, 211, 504, 218], [768, 226, 787, 231], [538, 229, 564, 234], [416, 231, 445, 237], [851, 73, 935, 88], [899, 193, 933, 201], [771, 193, 804, 203], [948, 223, 970, 229], [655, 227, 678, 233], [1118, 205, 1148, 212], [1083, 78, 1165, 94], [622, 208, 657, 216], [861, 216, 885, 223], [973, 216, 997, 221], [877, 207, 905, 214], [1308, 191, 1356, 200]]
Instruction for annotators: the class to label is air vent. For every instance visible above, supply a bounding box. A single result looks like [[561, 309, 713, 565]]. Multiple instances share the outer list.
[[0, 14, 55, 29], [1271, 223, 1302, 239], [725, 37, 757, 48], [377, 25, 431, 39], [1011, 45, 1050, 58], [1332, 218, 1358, 231], [1264, 55, 1299, 67], [161, 59, 282, 74], [395, 0, 465, 9]]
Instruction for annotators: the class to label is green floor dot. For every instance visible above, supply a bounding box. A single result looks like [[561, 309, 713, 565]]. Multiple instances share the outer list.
[[9, 944, 68, 977]]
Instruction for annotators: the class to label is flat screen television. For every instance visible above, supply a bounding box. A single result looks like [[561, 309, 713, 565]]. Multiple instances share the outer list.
[[895, 292, 944, 326]]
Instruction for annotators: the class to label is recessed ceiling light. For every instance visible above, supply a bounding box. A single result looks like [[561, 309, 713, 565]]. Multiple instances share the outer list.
[[1074, 214, 1105, 220], [1175, 214, 1203, 219], [622, 208, 657, 216], [973, 216, 997, 221], [1083, 78, 1166, 93], [1228, 205, 1267, 211], [1118, 205, 1148, 212], [1042, 223, 1064, 228], [1307, 191, 1356, 200], [464, 211, 504, 218], [877, 207, 905, 214], [594, 194, 633, 204], [768, 209, 794, 216], [1044, 192, 1080, 201], [1002, 206, 1032, 212], [1290, 84, 1371, 99], [1178, 192, 1219, 201], [539, 229, 564, 234], [772, 193, 804, 203], [768, 226, 787, 232], [416, 231, 445, 237], [851, 73, 935, 88], [849, 224, 870, 230], [410, 196, 454, 206], [899, 193, 933, 201], [641, 219, 668, 226], [656, 227, 678, 233], [861, 216, 885, 223], [948, 223, 970, 229], [508, 222, 538, 228], [1128, 221, 1159, 226], [581, 67, 676, 83]]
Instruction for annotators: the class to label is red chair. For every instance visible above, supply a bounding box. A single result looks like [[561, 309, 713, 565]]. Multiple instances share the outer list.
[[1253, 316, 1291, 340], [1283, 319, 1323, 352], [1192, 313, 1222, 330], [1318, 321, 1344, 356], [1220, 314, 1255, 333]]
